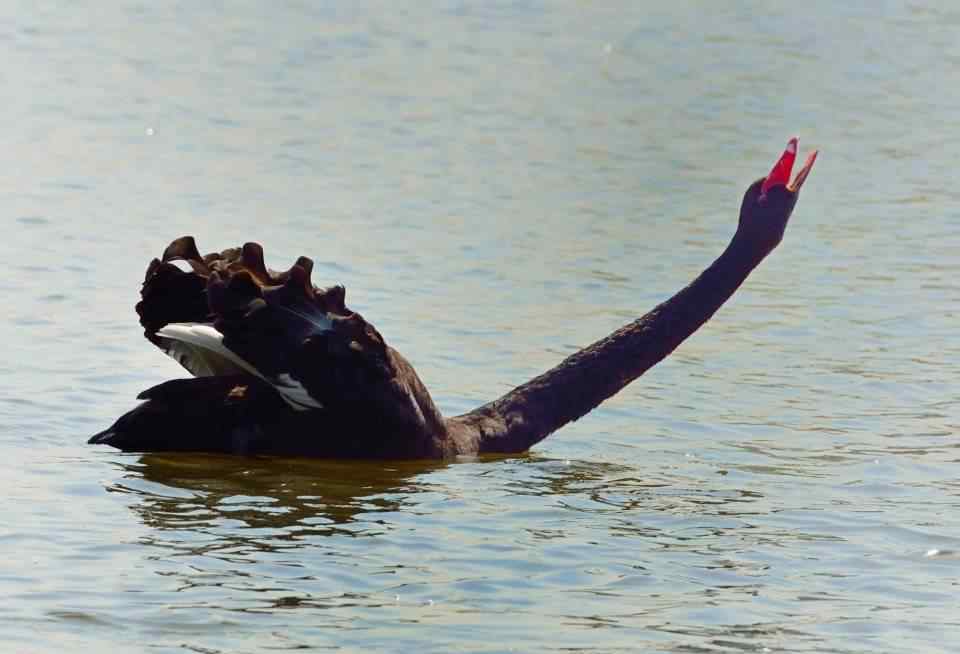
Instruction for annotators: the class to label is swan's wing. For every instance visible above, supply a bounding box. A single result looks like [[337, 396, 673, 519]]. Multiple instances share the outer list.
[[137, 237, 396, 414], [156, 322, 323, 411], [154, 323, 252, 378]]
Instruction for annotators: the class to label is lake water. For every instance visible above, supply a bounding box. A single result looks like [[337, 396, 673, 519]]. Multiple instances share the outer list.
[[2, 1, 958, 652]]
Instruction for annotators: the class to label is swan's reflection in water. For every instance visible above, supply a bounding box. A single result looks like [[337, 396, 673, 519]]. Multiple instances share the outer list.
[[103, 454, 460, 616], [109, 454, 449, 540], [107, 454, 780, 545], [102, 451, 804, 647], [107, 452, 772, 557]]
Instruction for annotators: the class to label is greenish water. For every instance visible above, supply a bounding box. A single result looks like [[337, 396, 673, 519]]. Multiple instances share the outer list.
[[2, 1, 958, 652]]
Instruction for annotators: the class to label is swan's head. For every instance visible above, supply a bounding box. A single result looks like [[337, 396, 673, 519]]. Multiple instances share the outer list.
[[736, 137, 818, 258]]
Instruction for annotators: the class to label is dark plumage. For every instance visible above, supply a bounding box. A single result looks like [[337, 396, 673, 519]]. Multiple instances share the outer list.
[[91, 140, 817, 459]]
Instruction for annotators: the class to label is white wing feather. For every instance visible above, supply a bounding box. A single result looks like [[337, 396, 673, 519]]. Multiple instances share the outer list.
[[155, 323, 322, 411]]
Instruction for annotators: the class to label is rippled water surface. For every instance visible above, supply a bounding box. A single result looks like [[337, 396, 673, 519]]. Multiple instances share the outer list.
[[2, 2, 959, 652]]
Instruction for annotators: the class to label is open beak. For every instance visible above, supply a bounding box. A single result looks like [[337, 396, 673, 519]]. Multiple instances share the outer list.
[[760, 137, 818, 196]]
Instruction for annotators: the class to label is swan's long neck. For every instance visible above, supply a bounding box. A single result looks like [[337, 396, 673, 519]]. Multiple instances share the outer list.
[[447, 236, 764, 454]]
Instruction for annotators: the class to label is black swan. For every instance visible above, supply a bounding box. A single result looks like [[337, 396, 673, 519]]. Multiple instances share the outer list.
[[90, 139, 817, 459]]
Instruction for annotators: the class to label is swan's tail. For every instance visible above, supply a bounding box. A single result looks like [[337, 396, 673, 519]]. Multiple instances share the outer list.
[[88, 376, 288, 453]]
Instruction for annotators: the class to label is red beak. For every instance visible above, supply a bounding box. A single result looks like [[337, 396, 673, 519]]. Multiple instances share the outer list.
[[760, 137, 818, 196]]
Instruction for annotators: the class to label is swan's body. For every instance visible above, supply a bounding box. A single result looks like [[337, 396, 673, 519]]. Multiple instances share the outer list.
[[91, 140, 817, 459]]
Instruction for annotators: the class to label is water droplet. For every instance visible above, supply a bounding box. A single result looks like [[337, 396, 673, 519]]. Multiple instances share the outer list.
[[603, 43, 613, 55], [145, 127, 155, 136], [925, 549, 940, 557]]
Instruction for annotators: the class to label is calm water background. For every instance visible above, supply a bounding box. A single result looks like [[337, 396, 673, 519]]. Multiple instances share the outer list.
[[1, 1, 958, 652]]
